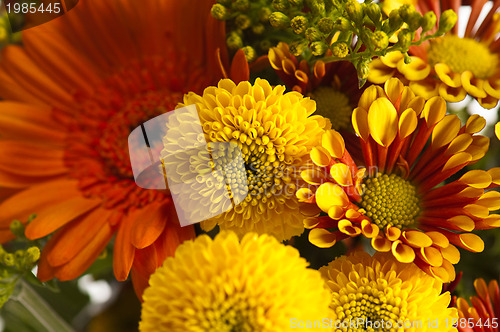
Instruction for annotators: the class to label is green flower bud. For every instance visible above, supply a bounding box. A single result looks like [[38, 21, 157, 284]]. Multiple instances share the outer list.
[[318, 17, 335, 34], [404, 53, 412, 64], [305, 27, 322, 41], [235, 14, 252, 30], [389, 10, 404, 31], [288, 0, 304, 6], [357, 60, 370, 80], [289, 41, 307, 56], [233, 0, 250, 12], [9, 220, 24, 239], [241, 46, 257, 62], [372, 31, 389, 49], [259, 7, 273, 22], [260, 39, 273, 51], [26, 247, 40, 264], [308, 0, 326, 16], [226, 32, 243, 50], [269, 12, 290, 29], [211, 4, 228, 20], [345, 0, 364, 24], [366, 3, 382, 25], [2, 253, 14, 267], [334, 17, 351, 31], [332, 42, 349, 58], [421, 11, 437, 33], [291, 16, 308, 34], [398, 4, 416, 23], [252, 23, 266, 35], [438, 9, 458, 33], [407, 11, 423, 31], [272, 0, 289, 11], [310, 41, 328, 56], [397, 29, 413, 49]]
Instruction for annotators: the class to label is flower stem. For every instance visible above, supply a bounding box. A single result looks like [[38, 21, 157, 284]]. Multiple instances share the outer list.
[[11, 280, 76, 332]]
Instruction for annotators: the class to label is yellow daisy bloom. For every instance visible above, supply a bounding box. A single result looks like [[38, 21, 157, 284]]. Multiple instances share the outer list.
[[369, 0, 500, 109], [139, 231, 332, 332], [320, 251, 458, 331], [300, 78, 500, 283], [456, 278, 500, 332], [161, 78, 330, 241]]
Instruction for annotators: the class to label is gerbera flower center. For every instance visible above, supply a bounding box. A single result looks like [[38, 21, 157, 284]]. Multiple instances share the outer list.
[[360, 174, 421, 229], [427, 35, 498, 78], [309, 86, 352, 130]]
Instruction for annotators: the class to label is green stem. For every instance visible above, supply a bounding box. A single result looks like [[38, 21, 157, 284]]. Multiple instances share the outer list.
[[11, 281, 76, 332]]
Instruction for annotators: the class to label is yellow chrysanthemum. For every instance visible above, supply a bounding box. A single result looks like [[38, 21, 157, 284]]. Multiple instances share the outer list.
[[161, 78, 329, 241], [456, 278, 500, 332], [300, 78, 500, 283], [369, 0, 500, 109], [139, 231, 332, 332], [320, 251, 458, 331]]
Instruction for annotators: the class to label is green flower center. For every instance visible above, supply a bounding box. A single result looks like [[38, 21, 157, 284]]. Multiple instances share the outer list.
[[309, 86, 352, 131], [427, 35, 498, 79], [360, 174, 420, 229]]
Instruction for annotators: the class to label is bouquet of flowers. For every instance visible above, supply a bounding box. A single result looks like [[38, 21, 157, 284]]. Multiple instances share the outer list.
[[0, 0, 499, 331]]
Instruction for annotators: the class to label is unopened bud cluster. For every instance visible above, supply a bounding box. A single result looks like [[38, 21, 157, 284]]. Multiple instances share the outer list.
[[211, 0, 296, 61], [212, 0, 457, 82]]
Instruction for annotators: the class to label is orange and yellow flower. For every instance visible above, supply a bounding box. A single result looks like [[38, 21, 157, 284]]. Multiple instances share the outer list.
[[268, 42, 362, 131], [456, 278, 500, 332], [0, 0, 227, 297], [299, 78, 500, 283], [370, 0, 500, 109]]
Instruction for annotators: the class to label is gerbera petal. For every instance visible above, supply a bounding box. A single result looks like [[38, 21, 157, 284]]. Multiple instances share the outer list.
[[0, 103, 64, 145], [0, 142, 67, 176], [53, 222, 114, 281], [131, 202, 168, 249], [46, 208, 113, 267], [0, 179, 80, 229], [113, 210, 138, 281], [25, 196, 101, 239]]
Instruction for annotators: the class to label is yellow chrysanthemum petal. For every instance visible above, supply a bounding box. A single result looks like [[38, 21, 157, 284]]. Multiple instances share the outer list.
[[167, 78, 329, 241], [352, 107, 369, 141], [367, 98, 398, 146], [309, 228, 337, 248], [496, 122, 500, 140], [435, 63, 462, 88], [315, 182, 349, 213], [321, 130, 345, 158], [320, 251, 458, 332], [398, 108, 418, 139], [140, 232, 332, 331], [421, 96, 447, 127], [461, 71, 487, 98], [397, 56, 431, 81], [330, 163, 353, 187], [431, 115, 462, 148]]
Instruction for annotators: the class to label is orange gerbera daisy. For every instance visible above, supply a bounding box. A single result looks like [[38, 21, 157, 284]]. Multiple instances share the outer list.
[[0, 0, 227, 297], [299, 78, 500, 283], [456, 277, 500, 332], [370, 0, 500, 108]]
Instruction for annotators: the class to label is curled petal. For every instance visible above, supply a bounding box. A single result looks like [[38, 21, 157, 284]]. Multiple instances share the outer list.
[[392, 240, 416, 263], [309, 228, 337, 248]]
